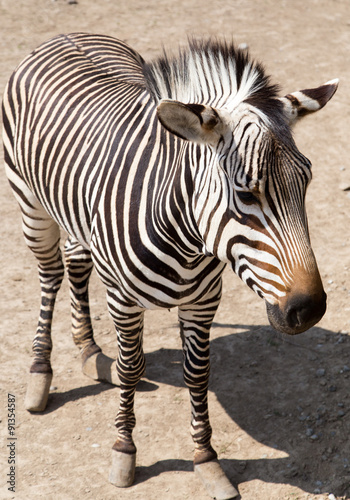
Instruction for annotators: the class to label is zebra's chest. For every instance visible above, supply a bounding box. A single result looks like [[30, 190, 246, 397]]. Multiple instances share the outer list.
[[90, 209, 225, 310]]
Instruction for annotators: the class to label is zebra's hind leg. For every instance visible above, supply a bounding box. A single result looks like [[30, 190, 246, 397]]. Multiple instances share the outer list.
[[5, 164, 64, 411], [179, 281, 239, 500], [23, 217, 65, 412], [64, 236, 119, 386]]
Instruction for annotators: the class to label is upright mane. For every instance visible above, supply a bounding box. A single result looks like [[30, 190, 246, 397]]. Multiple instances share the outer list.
[[143, 38, 282, 120]]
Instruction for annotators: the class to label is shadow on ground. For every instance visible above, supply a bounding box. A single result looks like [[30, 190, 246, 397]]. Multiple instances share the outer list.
[[142, 324, 350, 498]]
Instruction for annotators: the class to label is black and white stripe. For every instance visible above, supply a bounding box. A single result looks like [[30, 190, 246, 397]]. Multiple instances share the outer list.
[[2, 33, 337, 492]]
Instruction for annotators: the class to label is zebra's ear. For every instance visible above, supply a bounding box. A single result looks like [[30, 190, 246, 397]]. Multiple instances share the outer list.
[[280, 79, 339, 125], [157, 99, 223, 145]]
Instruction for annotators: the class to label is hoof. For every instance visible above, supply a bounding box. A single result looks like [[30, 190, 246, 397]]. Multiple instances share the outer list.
[[25, 372, 53, 412], [194, 460, 239, 500], [82, 352, 120, 386], [109, 449, 136, 487]]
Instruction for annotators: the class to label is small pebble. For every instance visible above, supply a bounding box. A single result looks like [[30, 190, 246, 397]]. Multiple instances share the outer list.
[[49, 386, 58, 391], [328, 494, 336, 500], [329, 385, 337, 392], [86, 427, 92, 431], [91, 443, 100, 448], [238, 42, 249, 50], [317, 405, 327, 415], [310, 434, 319, 440], [316, 368, 326, 377]]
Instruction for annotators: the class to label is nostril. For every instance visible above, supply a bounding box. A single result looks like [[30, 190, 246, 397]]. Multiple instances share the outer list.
[[285, 293, 326, 329], [286, 301, 309, 328], [286, 306, 301, 328]]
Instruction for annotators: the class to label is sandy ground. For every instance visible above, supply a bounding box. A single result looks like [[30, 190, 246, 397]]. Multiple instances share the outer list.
[[1, 1, 350, 499]]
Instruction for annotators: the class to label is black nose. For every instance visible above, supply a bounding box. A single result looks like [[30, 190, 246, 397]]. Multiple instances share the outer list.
[[285, 291, 327, 329], [266, 290, 327, 335]]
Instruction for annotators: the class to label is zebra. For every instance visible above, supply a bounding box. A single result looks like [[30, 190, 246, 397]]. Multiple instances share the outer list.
[[2, 33, 337, 499]]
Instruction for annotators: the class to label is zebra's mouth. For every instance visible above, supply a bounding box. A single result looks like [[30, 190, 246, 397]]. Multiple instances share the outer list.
[[265, 291, 327, 335]]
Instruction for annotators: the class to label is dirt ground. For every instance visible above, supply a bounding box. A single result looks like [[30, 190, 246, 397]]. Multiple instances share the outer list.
[[1, 1, 350, 499]]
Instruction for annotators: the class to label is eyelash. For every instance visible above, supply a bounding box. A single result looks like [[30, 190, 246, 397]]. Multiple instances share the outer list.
[[236, 190, 257, 204]]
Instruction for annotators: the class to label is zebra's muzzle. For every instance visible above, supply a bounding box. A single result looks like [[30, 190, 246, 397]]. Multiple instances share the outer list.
[[265, 290, 327, 335]]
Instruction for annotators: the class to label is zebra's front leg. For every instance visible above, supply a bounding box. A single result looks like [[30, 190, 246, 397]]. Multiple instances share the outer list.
[[107, 296, 145, 487], [64, 236, 120, 385], [179, 293, 239, 499]]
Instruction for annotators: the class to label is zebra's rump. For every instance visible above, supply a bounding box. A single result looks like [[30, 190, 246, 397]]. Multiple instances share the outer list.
[[3, 34, 151, 243], [43, 33, 147, 87]]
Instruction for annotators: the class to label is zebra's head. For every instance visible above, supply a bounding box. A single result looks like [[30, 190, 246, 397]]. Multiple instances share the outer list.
[[152, 41, 338, 335]]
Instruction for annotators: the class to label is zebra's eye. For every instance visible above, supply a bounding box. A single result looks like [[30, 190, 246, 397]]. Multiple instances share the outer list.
[[236, 190, 256, 204]]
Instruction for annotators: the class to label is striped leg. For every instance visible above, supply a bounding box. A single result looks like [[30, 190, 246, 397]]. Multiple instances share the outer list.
[[64, 237, 119, 385], [179, 280, 239, 500], [107, 291, 145, 488], [4, 146, 64, 411], [18, 200, 64, 412]]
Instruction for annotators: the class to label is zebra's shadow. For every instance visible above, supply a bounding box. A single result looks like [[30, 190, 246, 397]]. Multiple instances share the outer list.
[[38, 378, 158, 414], [143, 324, 350, 497]]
